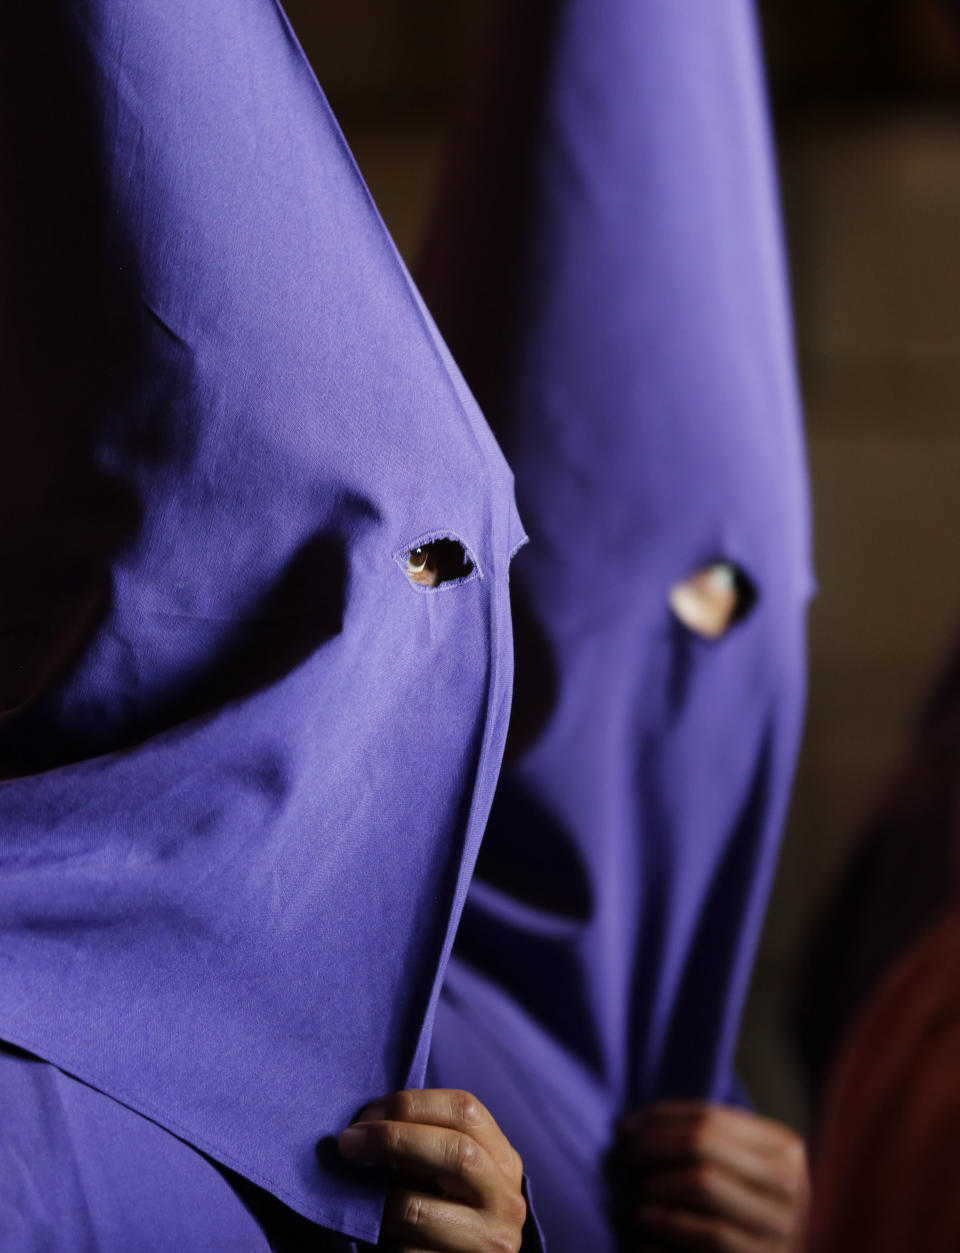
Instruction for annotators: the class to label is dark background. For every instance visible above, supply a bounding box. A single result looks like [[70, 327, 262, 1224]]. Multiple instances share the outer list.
[[283, 0, 960, 1129]]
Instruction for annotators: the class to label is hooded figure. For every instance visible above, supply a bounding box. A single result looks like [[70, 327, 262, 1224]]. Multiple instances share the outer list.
[[419, 1, 812, 1246], [0, 0, 524, 1245]]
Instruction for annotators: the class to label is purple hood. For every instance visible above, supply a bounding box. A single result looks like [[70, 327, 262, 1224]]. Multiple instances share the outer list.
[[0, 0, 521, 1241], [421, 1, 812, 1245]]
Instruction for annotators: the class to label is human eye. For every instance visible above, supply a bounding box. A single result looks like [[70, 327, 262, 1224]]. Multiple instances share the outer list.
[[668, 561, 755, 639], [402, 539, 475, 589], [405, 545, 436, 586]]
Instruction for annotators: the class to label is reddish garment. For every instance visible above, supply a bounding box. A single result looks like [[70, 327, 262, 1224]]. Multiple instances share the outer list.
[[810, 907, 960, 1252], [795, 633, 960, 1103]]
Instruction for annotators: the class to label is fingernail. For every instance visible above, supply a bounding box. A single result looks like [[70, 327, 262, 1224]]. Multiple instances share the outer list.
[[355, 1100, 387, 1123], [338, 1126, 369, 1158]]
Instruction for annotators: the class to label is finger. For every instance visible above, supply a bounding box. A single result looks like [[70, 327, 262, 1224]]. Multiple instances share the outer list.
[[636, 1202, 765, 1253], [620, 1125, 775, 1197], [353, 1089, 521, 1183], [634, 1164, 796, 1242], [338, 1119, 500, 1205], [622, 1103, 802, 1158], [380, 1189, 481, 1251], [619, 1111, 805, 1201], [380, 1188, 524, 1253]]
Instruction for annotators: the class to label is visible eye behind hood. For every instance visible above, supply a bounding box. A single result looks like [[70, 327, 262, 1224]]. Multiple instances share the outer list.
[[669, 561, 757, 640], [0, 0, 522, 1243], [399, 536, 478, 590]]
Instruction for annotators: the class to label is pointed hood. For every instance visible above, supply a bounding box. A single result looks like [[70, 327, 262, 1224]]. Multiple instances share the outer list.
[[420, 1, 812, 1245], [0, 0, 520, 1240]]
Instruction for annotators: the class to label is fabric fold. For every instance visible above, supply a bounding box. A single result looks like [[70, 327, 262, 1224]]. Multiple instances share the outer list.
[[420, 2, 812, 1246], [0, 0, 518, 1240]]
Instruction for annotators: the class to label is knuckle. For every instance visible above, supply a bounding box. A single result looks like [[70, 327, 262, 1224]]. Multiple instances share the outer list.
[[782, 1137, 809, 1178], [489, 1225, 523, 1253], [690, 1113, 716, 1156], [382, 1122, 406, 1157], [510, 1147, 524, 1181], [777, 1172, 800, 1203], [399, 1191, 426, 1229], [504, 1188, 528, 1228], [389, 1089, 417, 1122], [690, 1163, 719, 1202], [773, 1155, 807, 1201], [450, 1089, 485, 1129], [446, 1130, 481, 1173]]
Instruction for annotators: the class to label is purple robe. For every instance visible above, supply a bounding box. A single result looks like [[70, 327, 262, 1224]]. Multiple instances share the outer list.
[[0, 0, 522, 1245], [0, 1042, 334, 1251], [420, 2, 812, 1247]]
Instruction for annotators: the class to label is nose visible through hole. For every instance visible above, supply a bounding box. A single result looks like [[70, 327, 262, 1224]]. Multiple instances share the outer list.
[[404, 538, 475, 589], [669, 561, 755, 639]]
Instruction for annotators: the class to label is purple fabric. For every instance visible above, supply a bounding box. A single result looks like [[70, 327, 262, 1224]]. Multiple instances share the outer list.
[[0, 1046, 339, 1252], [0, 0, 521, 1243], [420, 1, 812, 1246]]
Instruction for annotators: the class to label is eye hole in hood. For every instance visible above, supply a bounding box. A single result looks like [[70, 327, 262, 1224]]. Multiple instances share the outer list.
[[669, 561, 756, 640], [400, 537, 477, 590]]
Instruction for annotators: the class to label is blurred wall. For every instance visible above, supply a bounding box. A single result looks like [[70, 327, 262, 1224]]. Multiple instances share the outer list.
[[284, 0, 960, 1131], [740, 103, 960, 1127]]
